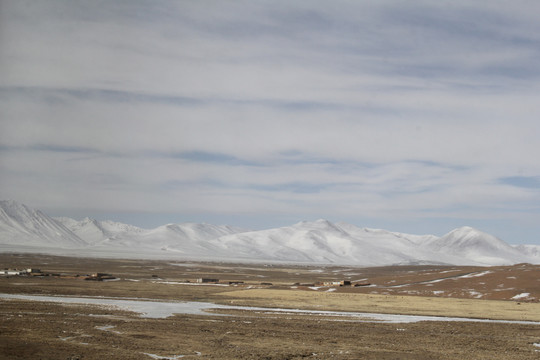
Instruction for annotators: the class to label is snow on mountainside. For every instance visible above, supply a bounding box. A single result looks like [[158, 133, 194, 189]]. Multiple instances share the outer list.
[[333, 223, 462, 265], [209, 220, 447, 266], [0, 200, 86, 247], [116, 223, 247, 256], [514, 244, 540, 258], [209, 219, 354, 264], [424, 226, 529, 266], [55, 217, 146, 245], [0, 201, 539, 266], [55, 217, 245, 257]]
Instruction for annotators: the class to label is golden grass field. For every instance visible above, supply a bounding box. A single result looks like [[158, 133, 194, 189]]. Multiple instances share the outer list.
[[217, 288, 540, 322]]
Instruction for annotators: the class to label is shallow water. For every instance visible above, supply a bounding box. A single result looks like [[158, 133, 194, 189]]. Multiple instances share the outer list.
[[2, 293, 539, 325]]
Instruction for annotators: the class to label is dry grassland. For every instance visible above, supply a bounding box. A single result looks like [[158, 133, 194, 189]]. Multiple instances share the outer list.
[[217, 288, 540, 322], [1, 254, 540, 359], [2, 298, 539, 360]]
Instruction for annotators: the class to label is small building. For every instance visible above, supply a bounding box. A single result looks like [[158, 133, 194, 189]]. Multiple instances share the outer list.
[[26, 268, 44, 276], [197, 278, 219, 283], [85, 273, 115, 281], [2, 269, 25, 276], [322, 280, 352, 286]]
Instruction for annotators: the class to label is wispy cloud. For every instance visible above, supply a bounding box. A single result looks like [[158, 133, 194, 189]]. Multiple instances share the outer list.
[[499, 176, 540, 189], [1, 0, 540, 243]]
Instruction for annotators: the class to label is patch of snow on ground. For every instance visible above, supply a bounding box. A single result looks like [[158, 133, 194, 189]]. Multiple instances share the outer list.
[[467, 291, 484, 298], [168, 263, 196, 267], [95, 325, 122, 334], [410, 271, 494, 287], [143, 353, 185, 359], [459, 271, 492, 278], [152, 281, 229, 287], [494, 287, 515, 292], [422, 278, 448, 284], [511, 293, 531, 300]]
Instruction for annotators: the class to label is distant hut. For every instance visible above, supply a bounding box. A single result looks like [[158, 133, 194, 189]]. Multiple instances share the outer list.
[[85, 273, 115, 281], [197, 278, 219, 283]]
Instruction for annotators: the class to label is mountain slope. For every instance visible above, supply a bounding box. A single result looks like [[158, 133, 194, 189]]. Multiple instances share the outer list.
[[424, 227, 528, 265], [208, 220, 355, 263], [117, 223, 247, 257], [56, 217, 146, 245], [0, 200, 86, 247], [334, 223, 465, 265], [208, 220, 503, 266], [56, 217, 247, 258], [514, 244, 540, 258]]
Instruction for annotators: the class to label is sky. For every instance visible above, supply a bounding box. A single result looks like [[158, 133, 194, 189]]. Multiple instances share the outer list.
[[1, 0, 540, 244]]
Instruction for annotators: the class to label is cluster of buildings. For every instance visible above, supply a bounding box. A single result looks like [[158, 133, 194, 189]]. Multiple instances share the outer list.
[[2, 268, 43, 276], [2, 269, 365, 287], [1, 268, 116, 281], [194, 278, 369, 287]]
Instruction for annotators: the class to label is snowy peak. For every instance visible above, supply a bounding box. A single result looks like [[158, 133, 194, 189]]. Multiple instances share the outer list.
[[431, 226, 511, 251], [148, 222, 245, 242], [100, 220, 145, 234], [0, 200, 86, 247], [0, 200, 34, 219], [293, 219, 349, 236], [132, 222, 248, 256], [425, 226, 526, 265]]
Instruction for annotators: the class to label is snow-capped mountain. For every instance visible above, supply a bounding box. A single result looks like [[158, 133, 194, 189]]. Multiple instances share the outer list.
[[0, 200, 87, 247], [1, 200, 539, 266]]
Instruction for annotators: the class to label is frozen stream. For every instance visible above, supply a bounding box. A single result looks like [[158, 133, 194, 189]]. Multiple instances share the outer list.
[[2, 293, 540, 325]]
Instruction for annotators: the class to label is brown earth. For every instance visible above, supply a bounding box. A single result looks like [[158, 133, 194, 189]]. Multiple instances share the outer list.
[[1, 254, 540, 359]]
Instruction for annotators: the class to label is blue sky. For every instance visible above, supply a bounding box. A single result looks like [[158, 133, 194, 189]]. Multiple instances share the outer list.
[[1, 0, 540, 244]]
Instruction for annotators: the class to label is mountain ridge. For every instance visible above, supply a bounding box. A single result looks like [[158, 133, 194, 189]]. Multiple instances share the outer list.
[[0, 200, 87, 247], [0, 200, 539, 266]]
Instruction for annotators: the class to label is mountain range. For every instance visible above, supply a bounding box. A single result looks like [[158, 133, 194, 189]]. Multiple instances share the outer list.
[[1, 200, 539, 266]]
